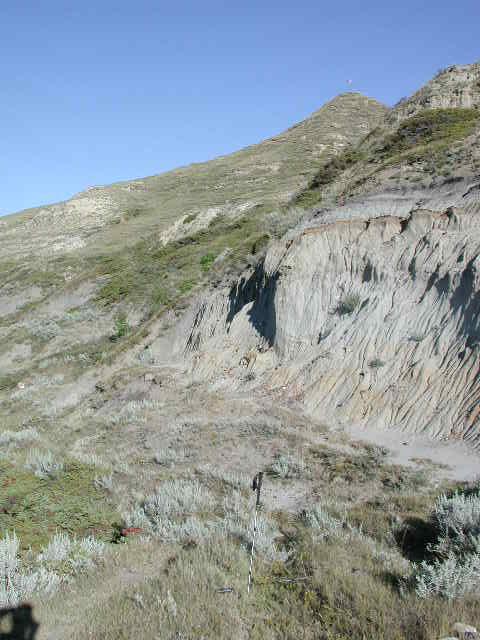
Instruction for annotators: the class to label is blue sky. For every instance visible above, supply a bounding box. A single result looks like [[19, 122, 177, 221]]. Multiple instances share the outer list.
[[1, 1, 479, 216]]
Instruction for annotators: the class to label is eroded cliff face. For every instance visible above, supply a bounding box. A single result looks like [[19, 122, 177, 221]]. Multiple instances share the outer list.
[[161, 179, 480, 445], [388, 63, 480, 122]]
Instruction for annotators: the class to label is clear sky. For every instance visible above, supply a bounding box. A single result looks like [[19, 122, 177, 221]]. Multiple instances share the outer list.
[[1, 0, 479, 216]]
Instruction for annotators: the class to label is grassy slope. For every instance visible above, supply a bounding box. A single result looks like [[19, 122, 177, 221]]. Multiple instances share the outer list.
[[0, 93, 387, 410], [296, 107, 480, 208], [0, 460, 117, 551], [0, 93, 387, 261]]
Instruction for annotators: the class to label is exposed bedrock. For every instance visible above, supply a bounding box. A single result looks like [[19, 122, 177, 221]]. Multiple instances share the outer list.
[[154, 186, 480, 446]]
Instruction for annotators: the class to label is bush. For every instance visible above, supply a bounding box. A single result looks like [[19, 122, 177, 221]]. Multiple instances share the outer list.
[[198, 465, 250, 490], [415, 553, 480, 599], [0, 428, 39, 447], [37, 532, 105, 573], [383, 108, 479, 156], [336, 293, 361, 316], [111, 312, 130, 340], [200, 253, 216, 272], [295, 149, 366, 207], [0, 532, 23, 606], [368, 358, 385, 369], [94, 474, 114, 491], [183, 213, 198, 224], [408, 332, 426, 343], [124, 480, 216, 536], [430, 490, 480, 558], [0, 531, 106, 607], [268, 453, 306, 479], [28, 318, 61, 341], [25, 449, 64, 479], [153, 448, 187, 467], [124, 481, 285, 559], [304, 504, 346, 539], [413, 488, 480, 599]]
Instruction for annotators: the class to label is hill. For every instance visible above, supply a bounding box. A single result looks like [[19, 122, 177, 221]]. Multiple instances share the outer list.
[[1, 63, 480, 640]]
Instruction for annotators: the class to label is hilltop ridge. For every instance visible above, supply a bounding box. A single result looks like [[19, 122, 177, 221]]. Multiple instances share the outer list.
[[0, 92, 386, 262]]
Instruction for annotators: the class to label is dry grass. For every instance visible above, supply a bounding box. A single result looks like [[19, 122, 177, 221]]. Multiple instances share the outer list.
[[14, 416, 477, 640], [33, 499, 480, 640]]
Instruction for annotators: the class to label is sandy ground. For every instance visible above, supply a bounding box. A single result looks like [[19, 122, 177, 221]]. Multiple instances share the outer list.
[[342, 422, 480, 482]]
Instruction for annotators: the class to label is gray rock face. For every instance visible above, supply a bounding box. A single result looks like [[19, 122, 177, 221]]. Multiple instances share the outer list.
[[388, 63, 480, 122], [163, 179, 480, 446]]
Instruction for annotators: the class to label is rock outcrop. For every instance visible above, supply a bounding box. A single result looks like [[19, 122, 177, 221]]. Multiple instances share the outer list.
[[388, 63, 480, 122], [162, 178, 480, 445]]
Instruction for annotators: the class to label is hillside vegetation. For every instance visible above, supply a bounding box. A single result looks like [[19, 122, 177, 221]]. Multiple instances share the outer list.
[[297, 106, 480, 207]]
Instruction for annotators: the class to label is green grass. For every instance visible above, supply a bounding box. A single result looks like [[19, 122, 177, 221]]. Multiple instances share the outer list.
[[200, 253, 216, 272], [94, 213, 273, 311], [111, 312, 131, 341], [0, 461, 119, 551], [294, 108, 480, 207], [307, 442, 427, 490], [0, 372, 24, 391], [380, 108, 480, 161], [178, 279, 195, 294], [295, 149, 366, 207]]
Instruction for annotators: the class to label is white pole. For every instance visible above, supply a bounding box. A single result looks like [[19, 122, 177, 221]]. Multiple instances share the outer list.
[[247, 472, 263, 594], [247, 507, 258, 593]]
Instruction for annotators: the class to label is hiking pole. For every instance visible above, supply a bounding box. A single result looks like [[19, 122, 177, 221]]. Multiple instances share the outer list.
[[247, 471, 263, 594]]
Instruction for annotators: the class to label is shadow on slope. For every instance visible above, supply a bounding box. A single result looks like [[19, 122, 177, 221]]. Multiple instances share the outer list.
[[227, 260, 279, 348]]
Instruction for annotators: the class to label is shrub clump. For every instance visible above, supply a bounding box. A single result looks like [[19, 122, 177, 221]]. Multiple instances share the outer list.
[[296, 149, 366, 206], [382, 108, 480, 158], [25, 449, 64, 479], [124, 481, 285, 560], [124, 480, 216, 537], [200, 253, 216, 272], [268, 453, 306, 479], [335, 293, 361, 316], [414, 488, 480, 599], [0, 531, 106, 607], [111, 312, 130, 341], [0, 428, 39, 447]]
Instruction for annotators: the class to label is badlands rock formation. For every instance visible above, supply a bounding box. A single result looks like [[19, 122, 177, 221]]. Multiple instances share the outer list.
[[156, 177, 480, 446], [2, 62, 480, 454]]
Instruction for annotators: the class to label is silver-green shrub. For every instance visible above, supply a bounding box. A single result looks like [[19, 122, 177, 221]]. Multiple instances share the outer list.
[[0, 531, 105, 607], [415, 553, 480, 599], [25, 449, 64, 478], [269, 453, 306, 479], [0, 428, 39, 447], [414, 488, 480, 598], [430, 490, 480, 557]]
